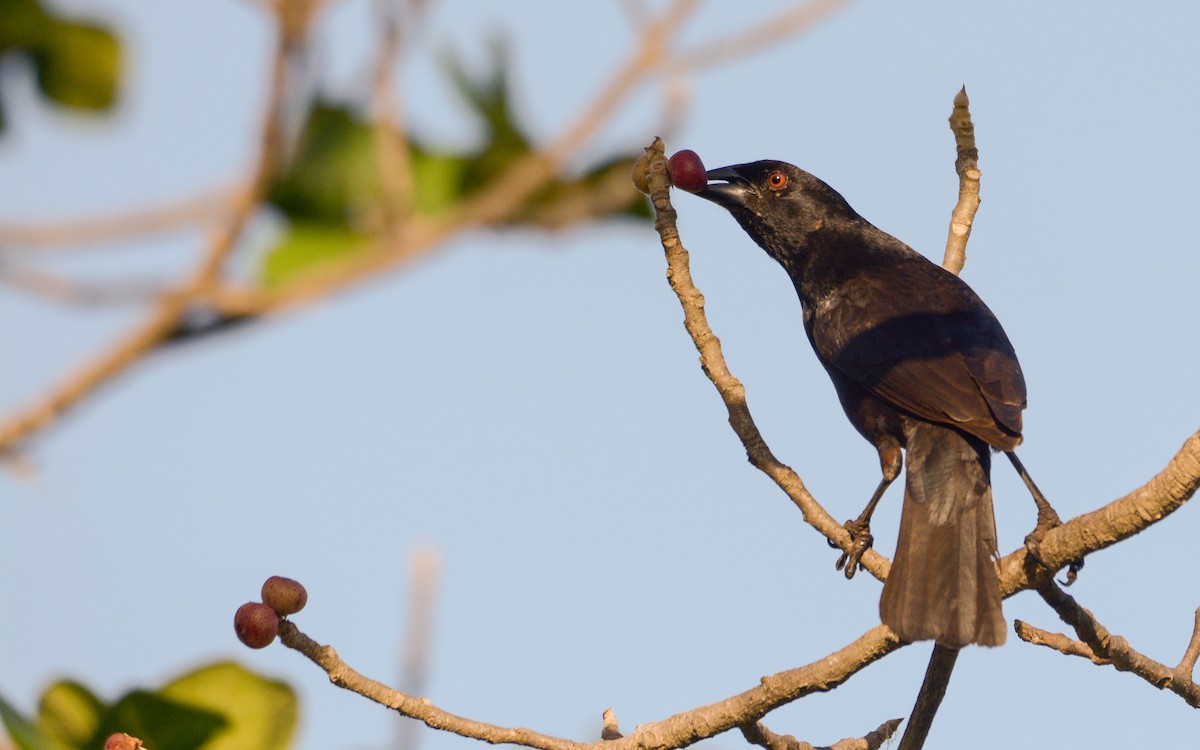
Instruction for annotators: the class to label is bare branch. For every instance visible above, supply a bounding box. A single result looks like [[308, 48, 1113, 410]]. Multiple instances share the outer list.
[[637, 120, 1200, 732], [0, 262, 166, 306], [393, 545, 441, 750], [1014, 582, 1200, 707], [673, 0, 850, 71], [372, 0, 415, 226], [5, 1, 849, 458], [997, 429, 1200, 584], [280, 614, 901, 750], [279, 621, 585, 750], [741, 719, 901, 750], [942, 86, 980, 274], [1174, 608, 1200, 684], [601, 709, 622, 741], [0, 185, 237, 251], [191, 0, 710, 320], [1014, 620, 1107, 664], [0, 14, 292, 456]]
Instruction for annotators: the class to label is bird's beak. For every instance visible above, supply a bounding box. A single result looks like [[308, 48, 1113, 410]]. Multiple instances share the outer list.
[[698, 165, 755, 208]]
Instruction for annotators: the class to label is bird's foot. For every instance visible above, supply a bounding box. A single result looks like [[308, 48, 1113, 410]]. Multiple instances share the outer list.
[[1024, 505, 1085, 585], [1023, 503, 1062, 555], [833, 519, 873, 580]]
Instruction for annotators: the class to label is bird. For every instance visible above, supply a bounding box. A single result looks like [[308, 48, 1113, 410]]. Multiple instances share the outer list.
[[693, 159, 1039, 648]]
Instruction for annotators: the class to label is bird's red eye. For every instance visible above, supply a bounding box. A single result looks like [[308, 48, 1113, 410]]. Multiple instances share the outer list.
[[768, 171, 788, 190]]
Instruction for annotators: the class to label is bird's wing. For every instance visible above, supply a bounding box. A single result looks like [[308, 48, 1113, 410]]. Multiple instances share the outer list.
[[808, 267, 1026, 448]]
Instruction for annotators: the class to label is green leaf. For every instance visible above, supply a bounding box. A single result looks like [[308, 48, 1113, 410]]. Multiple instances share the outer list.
[[409, 148, 469, 215], [33, 19, 121, 110], [440, 38, 532, 187], [159, 662, 297, 750], [260, 219, 369, 288], [36, 681, 104, 750], [0, 0, 50, 51], [0, 0, 122, 121], [95, 690, 225, 750], [0, 694, 54, 750], [268, 103, 383, 225]]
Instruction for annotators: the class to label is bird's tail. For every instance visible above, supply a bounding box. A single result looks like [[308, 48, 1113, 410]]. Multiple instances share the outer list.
[[879, 421, 1005, 648]]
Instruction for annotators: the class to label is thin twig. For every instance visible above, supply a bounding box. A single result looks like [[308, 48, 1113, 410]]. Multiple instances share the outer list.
[[1015, 581, 1200, 707], [672, 0, 849, 71], [1013, 620, 1107, 664], [393, 546, 441, 750], [4, 2, 849, 457], [741, 718, 901, 750], [0, 262, 167, 306], [0, 12, 293, 455], [189, 0, 708, 320], [1174, 608, 1200, 684], [372, 0, 415, 227], [0, 185, 237, 251], [942, 86, 980, 274]]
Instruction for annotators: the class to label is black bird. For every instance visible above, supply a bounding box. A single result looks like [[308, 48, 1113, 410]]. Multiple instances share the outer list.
[[695, 160, 1034, 648]]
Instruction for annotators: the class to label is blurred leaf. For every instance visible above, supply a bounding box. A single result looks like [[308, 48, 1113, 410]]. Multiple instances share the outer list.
[[0, 0, 48, 49], [0, 694, 54, 750], [268, 104, 383, 225], [441, 38, 531, 186], [261, 37, 649, 283], [95, 690, 225, 750], [159, 662, 297, 750], [36, 681, 104, 750], [7, 662, 296, 750], [0, 0, 122, 127], [261, 219, 369, 288], [33, 20, 121, 110], [409, 147, 469, 216]]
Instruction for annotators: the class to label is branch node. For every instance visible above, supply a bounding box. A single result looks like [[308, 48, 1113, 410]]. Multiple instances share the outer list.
[[601, 707, 623, 740]]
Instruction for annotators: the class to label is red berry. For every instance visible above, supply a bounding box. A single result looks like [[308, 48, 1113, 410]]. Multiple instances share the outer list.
[[234, 602, 279, 648], [668, 149, 707, 193], [262, 576, 308, 616], [104, 734, 142, 750]]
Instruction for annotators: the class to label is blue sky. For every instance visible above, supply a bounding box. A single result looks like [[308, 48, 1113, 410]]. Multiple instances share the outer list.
[[2, 2, 1199, 749]]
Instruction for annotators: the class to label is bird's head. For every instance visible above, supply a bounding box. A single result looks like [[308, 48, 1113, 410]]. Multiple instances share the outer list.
[[696, 160, 860, 263]]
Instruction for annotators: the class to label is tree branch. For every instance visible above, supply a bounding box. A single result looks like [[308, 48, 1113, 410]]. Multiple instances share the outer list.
[[671, 0, 850, 71], [0, 5, 292, 456], [995, 429, 1200, 590], [636, 118, 1200, 745], [0, 184, 236, 251], [740, 718, 901, 750], [1013, 582, 1200, 707], [638, 136, 1200, 594], [942, 86, 979, 275], [279, 616, 901, 750], [4, 3, 853, 459]]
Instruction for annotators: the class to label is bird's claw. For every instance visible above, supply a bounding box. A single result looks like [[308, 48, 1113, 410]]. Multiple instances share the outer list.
[[834, 520, 873, 580], [1023, 510, 1085, 585], [1060, 557, 1085, 586]]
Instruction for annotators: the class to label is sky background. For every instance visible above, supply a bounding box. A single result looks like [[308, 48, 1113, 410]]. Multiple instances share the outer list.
[[3, 1, 1199, 749]]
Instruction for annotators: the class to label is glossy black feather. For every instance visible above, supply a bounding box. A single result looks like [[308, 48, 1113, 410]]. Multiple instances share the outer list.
[[698, 160, 1023, 647]]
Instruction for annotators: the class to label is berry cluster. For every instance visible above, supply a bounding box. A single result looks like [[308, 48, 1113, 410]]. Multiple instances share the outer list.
[[234, 576, 308, 649]]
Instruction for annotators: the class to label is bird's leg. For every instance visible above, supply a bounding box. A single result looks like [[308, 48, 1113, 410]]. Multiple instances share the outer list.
[[834, 474, 893, 578], [1005, 451, 1060, 539], [834, 442, 902, 579], [1005, 451, 1084, 583]]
